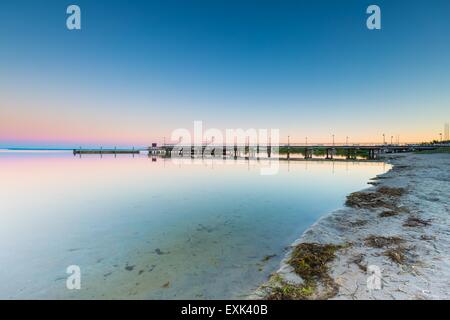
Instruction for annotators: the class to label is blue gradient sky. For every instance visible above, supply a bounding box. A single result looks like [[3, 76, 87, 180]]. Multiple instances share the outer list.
[[1, 0, 449, 147]]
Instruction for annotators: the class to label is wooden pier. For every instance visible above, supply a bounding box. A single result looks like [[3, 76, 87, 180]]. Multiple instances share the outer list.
[[148, 143, 437, 160], [72, 143, 439, 160], [73, 147, 139, 155]]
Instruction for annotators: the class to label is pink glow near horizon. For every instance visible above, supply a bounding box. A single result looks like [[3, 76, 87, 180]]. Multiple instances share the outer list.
[[1, 97, 446, 147]]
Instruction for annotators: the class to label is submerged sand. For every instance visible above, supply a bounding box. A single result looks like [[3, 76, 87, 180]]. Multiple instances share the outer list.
[[257, 152, 450, 300]]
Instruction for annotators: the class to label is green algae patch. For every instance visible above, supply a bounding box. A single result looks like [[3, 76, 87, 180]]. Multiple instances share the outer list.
[[265, 274, 316, 300], [288, 243, 342, 282], [263, 243, 345, 300], [267, 283, 316, 300]]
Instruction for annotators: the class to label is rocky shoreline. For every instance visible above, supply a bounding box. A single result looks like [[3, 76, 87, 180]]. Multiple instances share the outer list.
[[255, 152, 450, 300]]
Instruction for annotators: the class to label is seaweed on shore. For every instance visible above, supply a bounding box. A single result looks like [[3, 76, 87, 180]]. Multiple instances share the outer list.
[[403, 216, 431, 227], [364, 235, 404, 248], [345, 191, 392, 209], [420, 235, 435, 241], [288, 243, 342, 281], [345, 187, 405, 209], [349, 253, 367, 272], [348, 219, 368, 227], [265, 243, 344, 300], [364, 235, 411, 265], [384, 247, 408, 264], [377, 187, 406, 197], [379, 210, 399, 217], [265, 274, 316, 300]]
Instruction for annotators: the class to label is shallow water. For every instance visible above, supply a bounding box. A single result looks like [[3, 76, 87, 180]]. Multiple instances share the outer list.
[[0, 151, 389, 299]]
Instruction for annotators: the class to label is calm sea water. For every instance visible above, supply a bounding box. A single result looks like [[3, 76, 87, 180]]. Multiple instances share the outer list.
[[0, 151, 389, 299]]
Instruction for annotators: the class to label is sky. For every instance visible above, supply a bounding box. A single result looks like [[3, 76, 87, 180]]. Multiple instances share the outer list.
[[0, 0, 449, 148]]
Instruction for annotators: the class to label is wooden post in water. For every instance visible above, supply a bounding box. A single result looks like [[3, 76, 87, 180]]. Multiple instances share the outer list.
[[287, 136, 290, 160], [245, 136, 249, 157]]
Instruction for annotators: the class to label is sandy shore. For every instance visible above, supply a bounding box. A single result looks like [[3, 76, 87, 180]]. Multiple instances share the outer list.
[[256, 152, 450, 300]]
